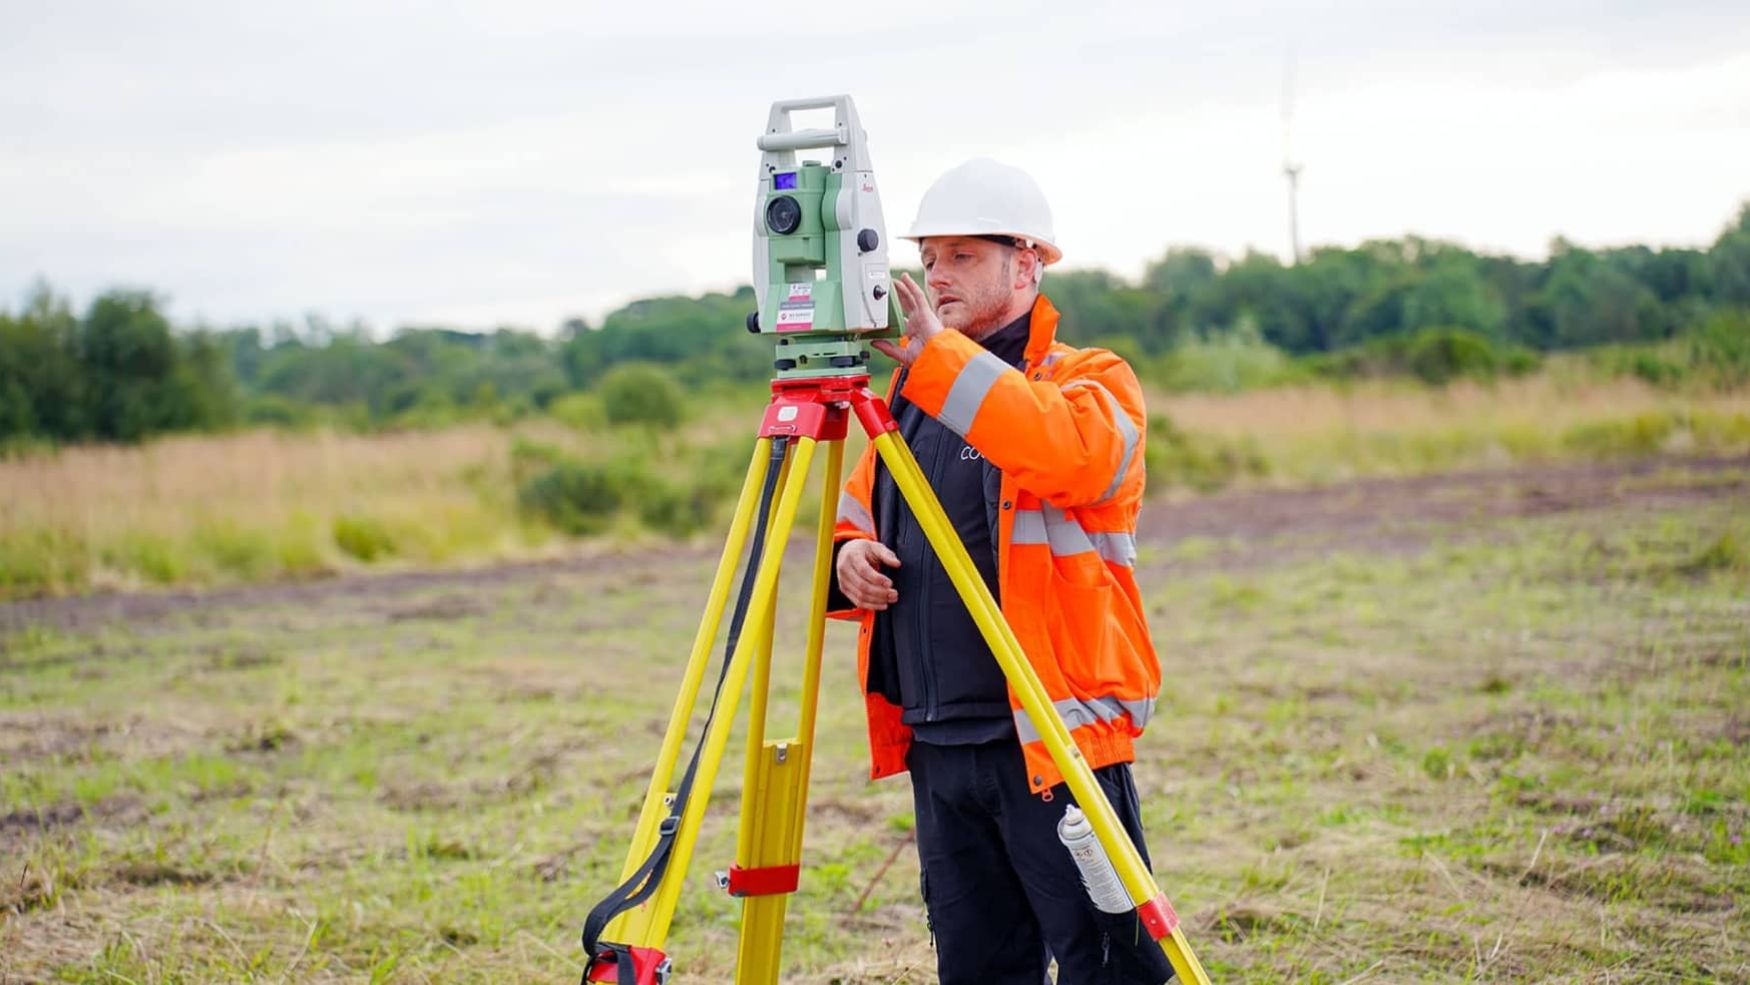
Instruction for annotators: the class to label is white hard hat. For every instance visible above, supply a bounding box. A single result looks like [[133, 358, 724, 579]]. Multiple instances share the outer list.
[[902, 158, 1062, 265]]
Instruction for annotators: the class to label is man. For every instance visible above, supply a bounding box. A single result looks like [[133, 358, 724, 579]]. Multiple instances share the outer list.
[[828, 158, 1174, 984]]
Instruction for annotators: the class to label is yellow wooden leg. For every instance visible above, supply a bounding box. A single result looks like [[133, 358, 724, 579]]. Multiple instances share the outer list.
[[731, 439, 845, 985], [605, 438, 772, 945], [634, 437, 819, 947]]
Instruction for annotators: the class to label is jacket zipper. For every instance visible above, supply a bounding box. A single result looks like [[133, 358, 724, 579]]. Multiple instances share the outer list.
[[916, 409, 950, 722]]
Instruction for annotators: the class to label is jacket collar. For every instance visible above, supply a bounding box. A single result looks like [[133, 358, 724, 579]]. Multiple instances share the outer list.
[[979, 310, 1032, 368], [1024, 293, 1061, 371]]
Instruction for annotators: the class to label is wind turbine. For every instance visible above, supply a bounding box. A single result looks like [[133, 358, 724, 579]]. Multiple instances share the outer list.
[[1282, 48, 1304, 265]]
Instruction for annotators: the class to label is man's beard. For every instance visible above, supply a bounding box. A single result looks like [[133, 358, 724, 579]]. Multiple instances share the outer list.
[[937, 259, 1014, 339]]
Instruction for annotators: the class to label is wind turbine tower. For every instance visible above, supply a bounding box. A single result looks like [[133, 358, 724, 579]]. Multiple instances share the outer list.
[[1282, 49, 1304, 265]]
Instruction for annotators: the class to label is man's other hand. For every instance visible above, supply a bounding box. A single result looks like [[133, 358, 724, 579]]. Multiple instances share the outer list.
[[872, 273, 942, 366], [836, 539, 901, 610]]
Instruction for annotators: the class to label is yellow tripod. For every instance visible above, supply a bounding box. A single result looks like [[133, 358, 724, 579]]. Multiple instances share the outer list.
[[580, 373, 1210, 984]]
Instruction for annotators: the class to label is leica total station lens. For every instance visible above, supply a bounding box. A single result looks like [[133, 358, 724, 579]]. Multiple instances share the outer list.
[[765, 195, 803, 236]]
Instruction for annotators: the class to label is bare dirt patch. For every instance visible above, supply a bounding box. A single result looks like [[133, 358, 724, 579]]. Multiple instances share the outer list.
[[0, 542, 703, 637], [1, 802, 87, 837], [1, 795, 146, 846], [0, 713, 195, 768], [1142, 454, 1748, 572]]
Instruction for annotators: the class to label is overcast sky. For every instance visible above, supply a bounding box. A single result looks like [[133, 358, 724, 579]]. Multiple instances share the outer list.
[[5, 1, 1748, 333]]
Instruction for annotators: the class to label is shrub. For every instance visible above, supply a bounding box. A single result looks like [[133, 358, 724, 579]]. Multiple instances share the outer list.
[[1579, 309, 1750, 391], [0, 529, 88, 597], [274, 531, 330, 577], [1404, 329, 1499, 384], [242, 395, 320, 428], [333, 514, 399, 562], [1561, 412, 1680, 457], [1686, 308, 1750, 387], [509, 437, 566, 482], [635, 483, 716, 537], [105, 532, 185, 584], [1689, 411, 1750, 448], [1150, 324, 1303, 394], [192, 520, 277, 578], [598, 364, 684, 430], [515, 441, 740, 538], [639, 441, 748, 536], [516, 460, 646, 535], [547, 391, 607, 431], [1307, 327, 1540, 385], [1628, 351, 1685, 387], [1144, 414, 1270, 493], [1500, 347, 1541, 376]]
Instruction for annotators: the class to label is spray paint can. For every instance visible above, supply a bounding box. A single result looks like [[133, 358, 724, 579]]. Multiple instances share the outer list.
[[1057, 803, 1132, 913]]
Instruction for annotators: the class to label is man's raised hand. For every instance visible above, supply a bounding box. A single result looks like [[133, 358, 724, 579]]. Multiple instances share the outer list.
[[872, 273, 942, 367]]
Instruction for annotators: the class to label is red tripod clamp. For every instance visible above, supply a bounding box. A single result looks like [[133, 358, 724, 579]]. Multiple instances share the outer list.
[[585, 944, 671, 984], [757, 374, 899, 442], [1137, 892, 1180, 941], [724, 862, 801, 897]]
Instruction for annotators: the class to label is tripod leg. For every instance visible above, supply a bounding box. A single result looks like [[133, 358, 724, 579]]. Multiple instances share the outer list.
[[604, 437, 776, 947], [793, 440, 844, 837], [634, 436, 821, 947], [738, 446, 791, 804], [869, 431, 1212, 985], [731, 439, 845, 985]]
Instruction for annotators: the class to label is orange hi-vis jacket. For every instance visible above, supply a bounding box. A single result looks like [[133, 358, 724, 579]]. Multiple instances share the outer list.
[[831, 294, 1158, 795]]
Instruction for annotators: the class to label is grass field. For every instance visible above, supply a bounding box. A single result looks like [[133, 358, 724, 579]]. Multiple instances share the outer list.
[[3, 455, 1746, 982], [3, 374, 1749, 600]]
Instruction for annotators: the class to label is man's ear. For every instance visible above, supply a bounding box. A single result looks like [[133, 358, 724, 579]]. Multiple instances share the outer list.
[[1013, 249, 1041, 290]]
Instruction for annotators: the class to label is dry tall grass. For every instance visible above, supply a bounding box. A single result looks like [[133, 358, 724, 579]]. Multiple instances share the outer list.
[[1, 376, 1746, 596], [1155, 376, 1750, 483], [0, 427, 550, 594], [3, 427, 505, 535], [1157, 376, 1745, 438]]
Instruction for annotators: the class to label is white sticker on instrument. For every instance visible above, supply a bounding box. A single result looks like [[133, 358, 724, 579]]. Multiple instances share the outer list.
[[775, 307, 814, 331]]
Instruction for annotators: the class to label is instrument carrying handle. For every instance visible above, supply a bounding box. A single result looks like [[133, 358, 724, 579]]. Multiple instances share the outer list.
[[759, 95, 856, 157], [756, 129, 843, 152], [768, 96, 841, 114]]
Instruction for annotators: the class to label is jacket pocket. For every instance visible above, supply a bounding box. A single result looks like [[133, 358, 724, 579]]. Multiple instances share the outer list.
[[1044, 575, 1126, 696]]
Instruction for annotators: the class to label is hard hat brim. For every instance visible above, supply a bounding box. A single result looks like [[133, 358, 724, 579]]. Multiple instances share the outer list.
[[901, 225, 1062, 265]]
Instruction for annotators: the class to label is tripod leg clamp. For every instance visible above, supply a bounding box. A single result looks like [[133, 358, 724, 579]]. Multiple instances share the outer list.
[[586, 945, 671, 984], [724, 862, 801, 897], [1137, 892, 1180, 941]]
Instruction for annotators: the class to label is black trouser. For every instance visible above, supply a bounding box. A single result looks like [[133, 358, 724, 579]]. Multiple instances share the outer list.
[[907, 739, 1177, 985]]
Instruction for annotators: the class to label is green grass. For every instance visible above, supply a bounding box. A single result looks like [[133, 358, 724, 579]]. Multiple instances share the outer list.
[[2, 465, 1747, 982]]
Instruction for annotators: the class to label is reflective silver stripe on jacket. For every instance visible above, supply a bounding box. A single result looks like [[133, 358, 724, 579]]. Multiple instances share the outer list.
[[1013, 694, 1158, 743], [1011, 505, 1137, 568], [937, 349, 1010, 437], [836, 491, 874, 535], [1061, 378, 1140, 502]]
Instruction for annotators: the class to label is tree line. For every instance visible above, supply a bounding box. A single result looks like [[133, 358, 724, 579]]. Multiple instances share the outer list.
[[3, 202, 1747, 445]]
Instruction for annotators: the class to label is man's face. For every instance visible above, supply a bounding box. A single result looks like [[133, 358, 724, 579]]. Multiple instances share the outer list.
[[919, 236, 1026, 337]]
